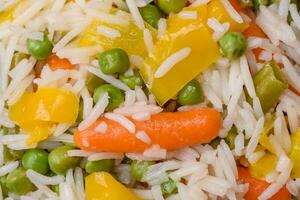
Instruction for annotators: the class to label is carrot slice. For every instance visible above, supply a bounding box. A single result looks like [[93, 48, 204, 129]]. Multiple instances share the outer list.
[[238, 167, 291, 200], [74, 108, 221, 152], [47, 54, 73, 70]]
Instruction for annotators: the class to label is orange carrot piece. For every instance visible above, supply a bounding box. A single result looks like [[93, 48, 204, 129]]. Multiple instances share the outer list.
[[74, 108, 221, 153], [243, 20, 267, 61], [238, 167, 291, 200], [47, 54, 73, 70], [229, 0, 247, 14]]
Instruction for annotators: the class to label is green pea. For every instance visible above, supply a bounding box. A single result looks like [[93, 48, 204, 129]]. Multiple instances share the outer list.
[[139, 5, 164, 28], [22, 149, 49, 175], [177, 80, 204, 106], [157, 0, 186, 14], [48, 146, 80, 175], [252, 0, 269, 12], [26, 34, 53, 60], [98, 48, 130, 74], [219, 32, 247, 60], [119, 71, 144, 90], [0, 176, 8, 197], [6, 167, 35, 195], [93, 84, 125, 110], [130, 160, 154, 181], [161, 178, 177, 195], [4, 145, 24, 164], [85, 159, 114, 174], [86, 75, 105, 92]]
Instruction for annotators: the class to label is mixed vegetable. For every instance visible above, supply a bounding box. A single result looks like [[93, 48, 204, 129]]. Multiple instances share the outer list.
[[1, 0, 300, 199]]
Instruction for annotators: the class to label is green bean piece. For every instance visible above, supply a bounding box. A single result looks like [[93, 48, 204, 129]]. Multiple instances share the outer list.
[[210, 137, 221, 149], [252, 0, 269, 12], [76, 100, 84, 122], [253, 61, 288, 113], [3, 145, 24, 164], [238, 0, 253, 8], [130, 160, 154, 181], [26, 34, 53, 60], [22, 149, 49, 174], [48, 146, 81, 175], [6, 167, 35, 195], [85, 159, 114, 174], [219, 32, 247, 60], [177, 79, 205, 106], [157, 0, 186, 14], [161, 178, 177, 195], [93, 84, 125, 111], [11, 53, 28, 69], [139, 5, 164, 28], [225, 126, 238, 150], [119, 71, 144, 89], [85, 75, 105, 92], [98, 48, 130, 75], [0, 176, 8, 197]]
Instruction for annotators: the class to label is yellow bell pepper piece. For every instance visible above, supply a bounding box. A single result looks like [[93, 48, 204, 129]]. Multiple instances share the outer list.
[[259, 115, 276, 154], [86, 172, 141, 200], [9, 88, 79, 144], [207, 0, 248, 32], [140, 5, 220, 105], [0, 0, 21, 23], [249, 153, 277, 180], [10, 88, 79, 124], [290, 129, 300, 178], [79, 11, 156, 56]]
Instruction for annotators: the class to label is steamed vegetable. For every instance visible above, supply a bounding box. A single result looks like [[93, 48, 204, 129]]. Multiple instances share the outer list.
[[6, 167, 35, 195], [48, 146, 81, 175], [161, 178, 177, 195], [140, 5, 220, 105], [22, 149, 49, 175], [120, 71, 144, 89], [249, 153, 277, 180], [157, 0, 186, 14], [98, 48, 130, 75], [85, 159, 114, 174], [75, 108, 221, 152], [238, 167, 291, 200], [47, 54, 74, 70], [26, 34, 53, 60], [139, 5, 164, 28], [93, 84, 125, 111], [9, 88, 79, 144], [177, 79, 204, 106], [85, 172, 141, 200], [130, 160, 154, 181], [219, 32, 247, 60], [253, 61, 288, 113], [79, 10, 156, 56]]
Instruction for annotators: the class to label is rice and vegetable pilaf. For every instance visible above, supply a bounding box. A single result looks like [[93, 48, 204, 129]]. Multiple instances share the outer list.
[[0, 0, 300, 199]]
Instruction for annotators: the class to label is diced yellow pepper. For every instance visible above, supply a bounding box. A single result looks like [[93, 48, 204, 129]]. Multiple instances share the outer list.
[[86, 172, 141, 200], [290, 129, 300, 178], [10, 88, 79, 124], [78, 11, 156, 56], [207, 0, 248, 32], [140, 5, 220, 105], [259, 115, 276, 154], [9, 88, 79, 144], [249, 153, 277, 180]]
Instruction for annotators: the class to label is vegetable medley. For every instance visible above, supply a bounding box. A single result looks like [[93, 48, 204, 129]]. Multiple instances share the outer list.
[[0, 0, 300, 199]]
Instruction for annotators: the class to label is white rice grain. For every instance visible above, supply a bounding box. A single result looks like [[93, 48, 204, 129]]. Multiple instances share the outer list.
[[136, 131, 152, 144], [220, 0, 243, 23], [88, 152, 124, 161], [155, 48, 191, 78], [0, 161, 19, 176], [143, 145, 167, 159], [178, 11, 198, 20], [143, 28, 154, 53], [97, 25, 121, 39], [104, 113, 135, 133], [157, 18, 167, 39], [95, 121, 108, 133], [26, 169, 64, 185], [126, 0, 145, 29]]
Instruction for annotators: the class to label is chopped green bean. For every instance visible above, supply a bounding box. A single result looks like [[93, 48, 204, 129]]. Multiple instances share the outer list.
[[253, 61, 288, 113], [210, 137, 221, 149], [119, 71, 144, 90], [4, 145, 24, 164], [225, 126, 238, 149], [11, 53, 28, 69], [252, 0, 269, 12], [6, 167, 35, 195], [85, 75, 105, 92], [85, 159, 114, 173], [130, 160, 154, 181]]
